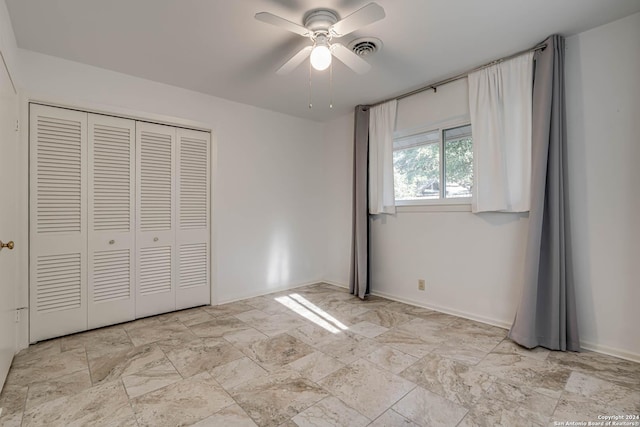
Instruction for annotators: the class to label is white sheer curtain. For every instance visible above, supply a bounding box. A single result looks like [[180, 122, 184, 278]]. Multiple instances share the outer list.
[[468, 52, 534, 213], [369, 100, 397, 215]]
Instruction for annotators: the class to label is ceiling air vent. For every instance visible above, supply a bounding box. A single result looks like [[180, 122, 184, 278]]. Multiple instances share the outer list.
[[349, 37, 382, 57]]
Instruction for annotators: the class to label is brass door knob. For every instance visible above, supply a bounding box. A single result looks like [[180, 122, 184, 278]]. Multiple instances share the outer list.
[[0, 240, 14, 250]]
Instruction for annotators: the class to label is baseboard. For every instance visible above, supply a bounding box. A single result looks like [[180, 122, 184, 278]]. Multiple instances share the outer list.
[[580, 340, 640, 363], [339, 284, 640, 363], [369, 288, 511, 330], [321, 280, 349, 290], [214, 280, 325, 305]]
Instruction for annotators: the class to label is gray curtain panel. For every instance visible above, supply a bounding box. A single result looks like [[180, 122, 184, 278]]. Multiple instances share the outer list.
[[509, 35, 580, 351], [350, 105, 370, 299]]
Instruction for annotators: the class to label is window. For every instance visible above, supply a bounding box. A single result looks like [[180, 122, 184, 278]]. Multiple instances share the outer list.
[[393, 124, 473, 203]]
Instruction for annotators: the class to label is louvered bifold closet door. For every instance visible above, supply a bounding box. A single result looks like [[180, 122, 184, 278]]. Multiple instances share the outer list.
[[29, 104, 88, 342], [135, 122, 176, 318], [176, 129, 210, 309], [88, 114, 135, 329]]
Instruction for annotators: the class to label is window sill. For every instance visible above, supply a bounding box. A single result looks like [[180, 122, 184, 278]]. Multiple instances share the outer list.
[[395, 199, 472, 213]]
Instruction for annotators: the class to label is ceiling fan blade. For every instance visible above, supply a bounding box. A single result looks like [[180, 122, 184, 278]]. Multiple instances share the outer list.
[[276, 46, 313, 75], [255, 12, 310, 36], [330, 43, 371, 74], [330, 3, 385, 37]]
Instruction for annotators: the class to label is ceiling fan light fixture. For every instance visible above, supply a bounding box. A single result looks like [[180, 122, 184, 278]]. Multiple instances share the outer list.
[[310, 44, 332, 71]]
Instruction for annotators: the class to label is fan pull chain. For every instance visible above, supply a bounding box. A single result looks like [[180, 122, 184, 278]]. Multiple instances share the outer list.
[[329, 60, 333, 109], [308, 59, 313, 109]]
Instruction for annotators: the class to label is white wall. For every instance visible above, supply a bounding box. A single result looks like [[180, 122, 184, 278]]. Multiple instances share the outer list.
[[372, 80, 530, 327], [0, 0, 19, 387], [323, 81, 530, 327], [322, 112, 354, 286], [323, 15, 640, 360], [565, 12, 640, 359], [17, 49, 327, 308], [9, 5, 640, 360]]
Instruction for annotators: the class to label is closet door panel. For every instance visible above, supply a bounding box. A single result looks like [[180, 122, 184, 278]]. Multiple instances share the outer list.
[[29, 104, 88, 342], [87, 114, 135, 328], [176, 129, 210, 309], [135, 122, 176, 318]]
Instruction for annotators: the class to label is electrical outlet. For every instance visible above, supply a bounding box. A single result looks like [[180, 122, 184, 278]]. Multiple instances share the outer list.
[[418, 279, 426, 291]]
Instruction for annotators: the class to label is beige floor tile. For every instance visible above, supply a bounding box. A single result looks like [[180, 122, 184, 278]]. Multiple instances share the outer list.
[[319, 333, 380, 364], [291, 396, 370, 427], [0, 384, 27, 422], [235, 310, 308, 337], [319, 359, 416, 420], [432, 341, 493, 365], [548, 350, 640, 389], [89, 344, 167, 384], [164, 338, 244, 378], [478, 380, 559, 425], [125, 321, 192, 346], [203, 301, 256, 317], [60, 325, 133, 357], [189, 315, 252, 338], [393, 386, 468, 427], [385, 302, 435, 319], [25, 369, 92, 410], [122, 359, 182, 399], [0, 411, 23, 427], [286, 351, 345, 382], [550, 391, 626, 425], [400, 354, 495, 407], [169, 307, 214, 327], [459, 396, 548, 427], [12, 340, 61, 365], [192, 403, 258, 426], [477, 353, 572, 398], [239, 334, 315, 372], [287, 324, 344, 348], [230, 369, 328, 427], [210, 356, 269, 390], [564, 370, 640, 413], [365, 346, 419, 374], [491, 339, 551, 361], [368, 409, 420, 427], [375, 329, 438, 358], [396, 318, 449, 345], [347, 321, 389, 338], [352, 308, 415, 328], [434, 321, 505, 354], [5, 285, 638, 427], [22, 380, 131, 427], [243, 295, 291, 315], [6, 348, 88, 387], [131, 371, 234, 427], [223, 327, 269, 347]]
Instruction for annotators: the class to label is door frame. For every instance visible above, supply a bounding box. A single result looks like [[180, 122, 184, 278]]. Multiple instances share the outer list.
[[17, 93, 217, 349], [0, 46, 19, 389]]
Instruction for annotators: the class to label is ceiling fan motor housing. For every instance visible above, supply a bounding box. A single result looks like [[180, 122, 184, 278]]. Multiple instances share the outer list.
[[304, 9, 339, 33]]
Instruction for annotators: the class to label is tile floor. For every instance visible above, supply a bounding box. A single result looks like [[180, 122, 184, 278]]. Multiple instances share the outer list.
[[0, 283, 638, 426]]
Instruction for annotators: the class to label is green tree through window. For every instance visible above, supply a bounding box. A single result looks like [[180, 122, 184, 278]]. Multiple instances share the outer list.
[[393, 124, 472, 201]]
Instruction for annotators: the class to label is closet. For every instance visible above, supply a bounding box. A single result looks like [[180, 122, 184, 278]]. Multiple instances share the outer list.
[[29, 104, 210, 342]]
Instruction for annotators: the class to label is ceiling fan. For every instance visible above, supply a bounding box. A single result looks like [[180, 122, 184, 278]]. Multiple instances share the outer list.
[[255, 2, 385, 75]]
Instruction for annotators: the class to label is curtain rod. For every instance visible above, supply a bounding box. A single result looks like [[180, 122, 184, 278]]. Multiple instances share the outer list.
[[367, 42, 547, 109]]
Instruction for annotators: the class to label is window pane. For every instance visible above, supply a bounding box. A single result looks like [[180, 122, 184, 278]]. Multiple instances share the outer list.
[[393, 142, 440, 200], [444, 125, 473, 198]]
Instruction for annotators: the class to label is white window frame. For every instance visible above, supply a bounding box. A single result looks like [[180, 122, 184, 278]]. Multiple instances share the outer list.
[[393, 116, 472, 209]]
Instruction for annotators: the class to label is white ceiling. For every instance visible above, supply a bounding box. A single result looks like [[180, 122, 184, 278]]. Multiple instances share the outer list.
[[6, 0, 640, 122]]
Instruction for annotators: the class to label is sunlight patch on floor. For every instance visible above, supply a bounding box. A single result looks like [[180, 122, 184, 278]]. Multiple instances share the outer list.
[[275, 294, 348, 334], [289, 293, 349, 330]]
